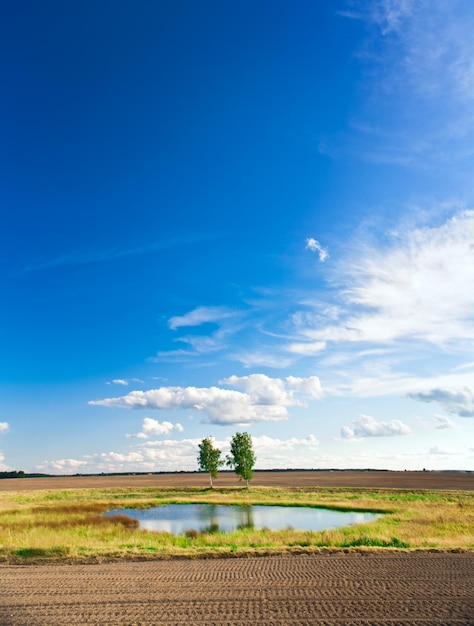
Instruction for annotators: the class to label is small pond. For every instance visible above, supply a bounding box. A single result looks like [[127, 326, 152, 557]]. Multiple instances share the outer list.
[[105, 504, 380, 534]]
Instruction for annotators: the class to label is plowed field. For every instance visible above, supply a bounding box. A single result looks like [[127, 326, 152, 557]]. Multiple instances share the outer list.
[[1, 472, 473, 625], [1, 553, 473, 625]]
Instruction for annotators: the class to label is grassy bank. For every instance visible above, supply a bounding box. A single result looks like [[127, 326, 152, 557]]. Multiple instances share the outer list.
[[0, 485, 472, 561]]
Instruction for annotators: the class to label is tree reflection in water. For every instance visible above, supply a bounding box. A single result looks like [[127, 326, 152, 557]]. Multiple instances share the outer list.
[[104, 504, 381, 535]]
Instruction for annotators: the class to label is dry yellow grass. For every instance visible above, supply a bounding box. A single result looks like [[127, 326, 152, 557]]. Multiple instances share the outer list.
[[0, 485, 472, 561]]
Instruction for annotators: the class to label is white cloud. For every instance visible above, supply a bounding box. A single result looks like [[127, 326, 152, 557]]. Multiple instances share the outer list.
[[0, 451, 12, 471], [433, 414, 458, 430], [36, 458, 88, 473], [126, 417, 184, 439], [371, 0, 474, 102], [36, 435, 322, 475], [91, 386, 284, 425], [0, 422, 9, 434], [369, 0, 415, 35], [35, 428, 473, 475], [408, 386, 474, 417], [233, 350, 294, 369], [155, 306, 243, 362], [296, 211, 474, 350], [428, 446, 457, 456], [252, 434, 320, 469], [112, 379, 128, 386], [151, 349, 197, 362], [306, 238, 329, 262], [286, 341, 326, 356], [168, 306, 235, 330], [454, 361, 474, 371], [341, 414, 412, 439], [176, 325, 238, 354], [221, 374, 323, 403], [285, 376, 323, 399], [90, 374, 323, 426], [221, 374, 294, 406], [338, 2, 474, 167]]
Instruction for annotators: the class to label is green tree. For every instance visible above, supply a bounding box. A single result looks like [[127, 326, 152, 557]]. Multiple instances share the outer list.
[[197, 437, 224, 488], [226, 432, 256, 487]]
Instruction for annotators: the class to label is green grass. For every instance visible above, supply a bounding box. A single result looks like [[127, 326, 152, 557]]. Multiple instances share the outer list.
[[0, 485, 472, 562]]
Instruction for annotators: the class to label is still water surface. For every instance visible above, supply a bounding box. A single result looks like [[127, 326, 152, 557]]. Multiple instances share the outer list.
[[105, 504, 380, 534]]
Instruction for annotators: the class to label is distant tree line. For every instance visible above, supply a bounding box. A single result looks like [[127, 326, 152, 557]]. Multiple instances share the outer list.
[[0, 471, 26, 479], [197, 432, 256, 488]]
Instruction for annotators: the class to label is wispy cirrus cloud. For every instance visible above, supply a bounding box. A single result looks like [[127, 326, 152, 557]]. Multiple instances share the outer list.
[[168, 306, 237, 330], [23, 233, 220, 272], [292, 210, 474, 353], [232, 350, 294, 369], [154, 306, 243, 362], [337, 1, 474, 167]]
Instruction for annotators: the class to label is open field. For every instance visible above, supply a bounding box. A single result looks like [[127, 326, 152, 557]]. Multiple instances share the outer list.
[[1, 477, 473, 560], [1, 469, 473, 492], [1, 472, 473, 625]]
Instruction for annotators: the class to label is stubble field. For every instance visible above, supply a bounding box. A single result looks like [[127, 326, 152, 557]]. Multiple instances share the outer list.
[[1, 471, 473, 625]]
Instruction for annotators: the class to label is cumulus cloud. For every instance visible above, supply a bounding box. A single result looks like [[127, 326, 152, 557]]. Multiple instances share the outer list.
[[36, 458, 88, 473], [36, 434, 324, 475], [306, 238, 329, 262], [0, 422, 9, 434], [341, 414, 412, 439], [90, 374, 323, 426], [287, 376, 323, 399], [0, 451, 12, 471], [126, 418, 184, 439], [90, 386, 282, 425], [408, 387, 474, 417], [252, 434, 320, 469]]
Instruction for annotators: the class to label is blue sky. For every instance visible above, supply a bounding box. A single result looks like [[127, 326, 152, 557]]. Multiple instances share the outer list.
[[1, 0, 474, 474]]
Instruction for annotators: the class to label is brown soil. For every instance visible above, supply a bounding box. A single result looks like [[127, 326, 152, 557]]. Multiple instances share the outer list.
[[1, 472, 473, 625], [1, 552, 473, 625], [1, 469, 473, 492]]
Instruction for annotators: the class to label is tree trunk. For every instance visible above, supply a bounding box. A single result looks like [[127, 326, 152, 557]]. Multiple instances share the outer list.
[[209, 474, 213, 488]]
